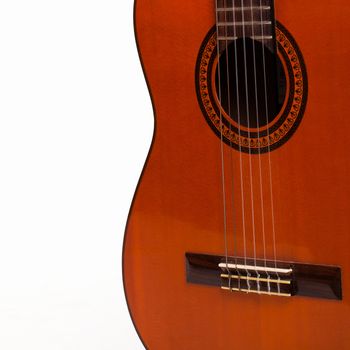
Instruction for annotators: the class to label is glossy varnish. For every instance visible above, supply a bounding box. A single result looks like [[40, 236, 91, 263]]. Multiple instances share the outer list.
[[123, 0, 350, 348]]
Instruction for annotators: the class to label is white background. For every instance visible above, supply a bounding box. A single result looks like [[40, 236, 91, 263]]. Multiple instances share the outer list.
[[0, 0, 150, 348]]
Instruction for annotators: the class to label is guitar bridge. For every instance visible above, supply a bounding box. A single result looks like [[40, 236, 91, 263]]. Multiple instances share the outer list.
[[218, 259, 293, 297], [185, 253, 342, 300]]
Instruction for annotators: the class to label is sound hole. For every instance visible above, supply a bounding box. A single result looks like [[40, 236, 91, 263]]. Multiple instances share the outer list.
[[215, 38, 286, 129]]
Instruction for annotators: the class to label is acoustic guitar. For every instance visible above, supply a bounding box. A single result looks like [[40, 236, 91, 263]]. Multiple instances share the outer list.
[[123, 0, 350, 348]]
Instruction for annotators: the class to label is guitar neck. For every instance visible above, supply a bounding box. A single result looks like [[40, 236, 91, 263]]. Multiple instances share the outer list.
[[216, 0, 276, 52]]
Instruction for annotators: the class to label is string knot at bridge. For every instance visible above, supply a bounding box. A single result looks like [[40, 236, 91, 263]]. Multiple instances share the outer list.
[[219, 261, 292, 297], [185, 253, 342, 300]]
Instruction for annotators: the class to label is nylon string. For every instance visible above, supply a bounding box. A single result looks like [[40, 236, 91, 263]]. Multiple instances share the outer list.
[[259, 0, 280, 292], [240, 0, 258, 289], [215, 0, 230, 278], [223, 0, 241, 287], [231, 0, 249, 291], [248, 0, 266, 292]]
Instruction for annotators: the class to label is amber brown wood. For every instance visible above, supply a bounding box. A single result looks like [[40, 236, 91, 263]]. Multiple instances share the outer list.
[[123, 0, 350, 348]]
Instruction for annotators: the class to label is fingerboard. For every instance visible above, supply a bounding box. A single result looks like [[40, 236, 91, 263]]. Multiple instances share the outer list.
[[216, 0, 276, 52]]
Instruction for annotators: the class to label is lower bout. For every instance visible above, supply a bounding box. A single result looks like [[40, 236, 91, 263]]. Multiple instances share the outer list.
[[123, 241, 350, 349]]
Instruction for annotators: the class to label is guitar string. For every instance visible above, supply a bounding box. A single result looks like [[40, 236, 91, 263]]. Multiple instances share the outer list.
[[248, 0, 264, 293], [215, 0, 229, 277], [263, 0, 280, 291], [254, 0, 271, 293], [223, 0, 240, 286], [257, 0, 272, 292], [241, 0, 258, 287], [231, 0, 249, 291]]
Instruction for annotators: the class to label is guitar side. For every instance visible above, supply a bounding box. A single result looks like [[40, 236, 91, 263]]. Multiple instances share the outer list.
[[123, 0, 350, 349]]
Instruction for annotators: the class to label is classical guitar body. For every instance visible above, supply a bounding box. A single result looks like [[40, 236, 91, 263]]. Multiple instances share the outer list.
[[123, 0, 350, 349]]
